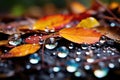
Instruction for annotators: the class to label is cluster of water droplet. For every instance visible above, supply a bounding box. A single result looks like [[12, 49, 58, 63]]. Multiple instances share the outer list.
[[24, 35, 120, 79], [0, 35, 120, 80]]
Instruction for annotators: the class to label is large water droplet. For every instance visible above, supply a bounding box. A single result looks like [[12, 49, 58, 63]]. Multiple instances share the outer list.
[[45, 38, 58, 49], [29, 53, 40, 64], [57, 46, 69, 58], [66, 59, 79, 72], [9, 38, 22, 46], [94, 68, 109, 78]]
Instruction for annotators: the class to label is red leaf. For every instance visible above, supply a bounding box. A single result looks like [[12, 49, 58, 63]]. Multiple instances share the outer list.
[[59, 27, 102, 44]]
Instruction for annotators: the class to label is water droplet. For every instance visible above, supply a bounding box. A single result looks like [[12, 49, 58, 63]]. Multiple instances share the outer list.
[[45, 38, 58, 49], [99, 39, 105, 44], [87, 58, 94, 63], [76, 48, 81, 55], [44, 26, 50, 33], [84, 65, 91, 70], [81, 44, 88, 50], [53, 67, 60, 72], [118, 58, 120, 63], [29, 53, 40, 64], [110, 22, 116, 27], [39, 39, 44, 44], [66, 59, 79, 72], [26, 64, 31, 69], [57, 46, 69, 58], [50, 28, 55, 32], [75, 57, 81, 62], [9, 38, 22, 46], [94, 68, 109, 78], [74, 71, 82, 77], [68, 43, 74, 49], [108, 63, 115, 68]]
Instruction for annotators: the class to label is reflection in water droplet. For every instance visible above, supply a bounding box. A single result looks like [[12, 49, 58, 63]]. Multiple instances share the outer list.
[[57, 46, 69, 58], [94, 68, 109, 78], [29, 53, 40, 64], [66, 59, 79, 72]]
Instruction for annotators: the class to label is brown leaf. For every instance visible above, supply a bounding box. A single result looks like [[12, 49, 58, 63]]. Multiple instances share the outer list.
[[59, 27, 102, 44], [0, 44, 40, 58]]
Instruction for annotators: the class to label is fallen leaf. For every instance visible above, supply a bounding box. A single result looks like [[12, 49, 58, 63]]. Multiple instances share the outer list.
[[0, 40, 8, 46], [24, 35, 41, 44], [0, 44, 40, 58], [33, 14, 73, 31], [76, 17, 100, 28], [70, 1, 87, 14], [59, 27, 102, 44]]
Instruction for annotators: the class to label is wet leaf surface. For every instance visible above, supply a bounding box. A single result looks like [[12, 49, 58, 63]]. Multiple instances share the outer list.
[[0, 44, 40, 58], [33, 14, 73, 31], [59, 27, 102, 44]]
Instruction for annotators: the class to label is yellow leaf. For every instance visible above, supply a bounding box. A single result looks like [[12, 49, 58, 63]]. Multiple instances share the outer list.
[[76, 17, 100, 28]]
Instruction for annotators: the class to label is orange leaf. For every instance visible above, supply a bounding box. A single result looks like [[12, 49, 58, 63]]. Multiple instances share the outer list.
[[0, 44, 40, 58], [33, 14, 73, 31], [59, 27, 102, 44]]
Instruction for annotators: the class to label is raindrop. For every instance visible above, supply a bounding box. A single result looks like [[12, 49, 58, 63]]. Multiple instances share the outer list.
[[75, 57, 81, 62], [53, 66, 60, 72], [29, 53, 40, 64], [66, 59, 79, 72], [76, 48, 81, 55], [39, 39, 44, 44], [110, 22, 116, 27], [94, 68, 109, 78], [68, 43, 74, 49], [84, 65, 91, 70], [26, 64, 31, 69], [81, 44, 88, 50], [57, 46, 69, 58], [44, 26, 50, 33], [108, 63, 115, 68], [74, 71, 82, 77], [9, 38, 22, 46], [45, 38, 58, 49], [87, 58, 95, 63]]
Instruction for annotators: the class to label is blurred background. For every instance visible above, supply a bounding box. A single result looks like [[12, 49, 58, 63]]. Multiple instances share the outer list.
[[0, 0, 119, 18]]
